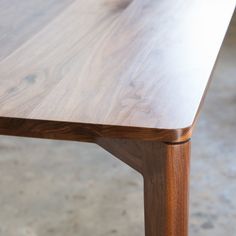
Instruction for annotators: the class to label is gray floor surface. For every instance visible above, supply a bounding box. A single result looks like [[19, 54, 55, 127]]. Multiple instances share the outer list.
[[0, 11, 235, 236]]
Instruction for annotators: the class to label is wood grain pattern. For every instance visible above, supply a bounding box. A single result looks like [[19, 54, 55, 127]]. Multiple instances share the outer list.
[[0, 117, 192, 143], [0, 0, 74, 61], [143, 141, 190, 236], [97, 139, 191, 236], [0, 0, 235, 142]]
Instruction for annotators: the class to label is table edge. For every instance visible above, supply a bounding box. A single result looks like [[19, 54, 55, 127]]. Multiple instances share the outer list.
[[0, 116, 193, 143]]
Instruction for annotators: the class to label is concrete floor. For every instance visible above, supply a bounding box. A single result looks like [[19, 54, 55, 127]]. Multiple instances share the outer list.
[[0, 12, 236, 236]]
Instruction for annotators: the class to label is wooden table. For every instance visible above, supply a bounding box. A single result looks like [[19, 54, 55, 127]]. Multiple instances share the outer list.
[[0, 1, 235, 235]]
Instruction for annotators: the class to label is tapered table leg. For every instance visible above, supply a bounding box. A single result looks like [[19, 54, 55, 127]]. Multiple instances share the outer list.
[[97, 138, 191, 236], [143, 141, 190, 236]]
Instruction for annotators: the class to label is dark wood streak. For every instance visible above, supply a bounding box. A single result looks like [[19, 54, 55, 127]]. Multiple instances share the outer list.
[[0, 117, 191, 143]]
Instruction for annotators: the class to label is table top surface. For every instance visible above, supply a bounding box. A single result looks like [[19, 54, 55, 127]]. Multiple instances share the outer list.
[[0, 0, 235, 142]]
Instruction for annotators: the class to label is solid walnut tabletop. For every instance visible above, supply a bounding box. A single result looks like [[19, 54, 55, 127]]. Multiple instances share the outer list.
[[0, 0, 235, 143]]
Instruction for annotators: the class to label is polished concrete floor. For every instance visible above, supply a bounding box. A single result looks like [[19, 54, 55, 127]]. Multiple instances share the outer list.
[[0, 12, 235, 236]]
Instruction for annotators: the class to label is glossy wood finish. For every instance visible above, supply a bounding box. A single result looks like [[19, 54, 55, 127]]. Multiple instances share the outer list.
[[0, 0, 235, 142], [97, 139, 191, 236]]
